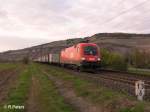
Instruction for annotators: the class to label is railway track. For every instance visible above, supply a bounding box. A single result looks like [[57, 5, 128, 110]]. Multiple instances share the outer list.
[[66, 68, 150, 86], [63, 68, 150, 101], [97, 71, 150, 88], [100, 69, 150, 84], [42, 63, 150, 101]]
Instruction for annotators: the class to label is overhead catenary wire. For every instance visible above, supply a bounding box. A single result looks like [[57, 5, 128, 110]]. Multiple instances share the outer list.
[[99, 0, 150, 28], [111, 9, 150, 32]]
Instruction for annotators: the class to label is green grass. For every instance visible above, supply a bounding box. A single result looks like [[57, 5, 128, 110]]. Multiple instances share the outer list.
[[39, 64, 148, 112], [120, 103, 144, 112], [0, 63, 148, 112], [128, 67, 150, 76], [0, 64, 32, 112], [0, 63, 19, 70], [33, 64, 75, 112], [0, 63, 75, 112]]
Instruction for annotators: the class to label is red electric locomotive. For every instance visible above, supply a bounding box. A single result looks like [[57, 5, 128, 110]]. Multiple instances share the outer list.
[[60, 43, 101, 70]]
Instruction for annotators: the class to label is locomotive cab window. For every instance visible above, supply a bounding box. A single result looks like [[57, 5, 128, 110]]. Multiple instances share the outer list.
[[84, 46, 97, 55]]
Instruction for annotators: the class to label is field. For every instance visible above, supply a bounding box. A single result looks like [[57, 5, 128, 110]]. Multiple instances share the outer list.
[[0, 63, 150, 112]]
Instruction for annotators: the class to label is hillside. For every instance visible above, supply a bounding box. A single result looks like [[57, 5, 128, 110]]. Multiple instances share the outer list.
[[0, 33, 150, 62]]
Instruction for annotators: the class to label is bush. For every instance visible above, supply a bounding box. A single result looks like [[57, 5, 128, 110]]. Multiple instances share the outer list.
[[101, 49, 127, 71], [130, 50, 150, 68], [22, 56, 30, 64]]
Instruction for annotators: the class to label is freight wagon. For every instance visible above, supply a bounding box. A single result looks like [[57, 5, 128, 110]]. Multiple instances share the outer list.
[[49, 53, 60, 64]]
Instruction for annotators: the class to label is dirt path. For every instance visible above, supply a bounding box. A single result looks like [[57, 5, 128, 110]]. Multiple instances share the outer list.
[[26, 76, 41, 112], [46, 73, 103, 112], [0, 69, 14, 82], [0, 69, 20, 104]]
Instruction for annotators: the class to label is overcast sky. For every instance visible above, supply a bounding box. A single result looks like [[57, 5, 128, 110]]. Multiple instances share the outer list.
[[0, 0, 150, 52]]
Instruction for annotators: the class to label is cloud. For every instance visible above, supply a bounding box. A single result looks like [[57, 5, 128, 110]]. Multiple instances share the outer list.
[[0, 36, 50, 52], [0, 0, 150, 51]]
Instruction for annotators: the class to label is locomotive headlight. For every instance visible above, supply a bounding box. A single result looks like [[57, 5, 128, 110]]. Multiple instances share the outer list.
[[97, 58, 101, 61], [81, 57, 86, 60]]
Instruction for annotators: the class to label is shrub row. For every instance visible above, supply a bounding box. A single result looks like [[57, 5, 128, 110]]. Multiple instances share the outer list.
[[130, 50, 150, 69], [100, 49, 128, 71]]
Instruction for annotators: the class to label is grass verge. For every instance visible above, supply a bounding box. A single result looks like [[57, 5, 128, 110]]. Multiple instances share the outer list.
[[27, 64, 75, 112], [0, 64, 32, 112], [128, 67, 150, 76]]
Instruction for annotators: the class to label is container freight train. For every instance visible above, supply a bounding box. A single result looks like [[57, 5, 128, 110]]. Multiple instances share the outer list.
[[35, 43, 101, 71]]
